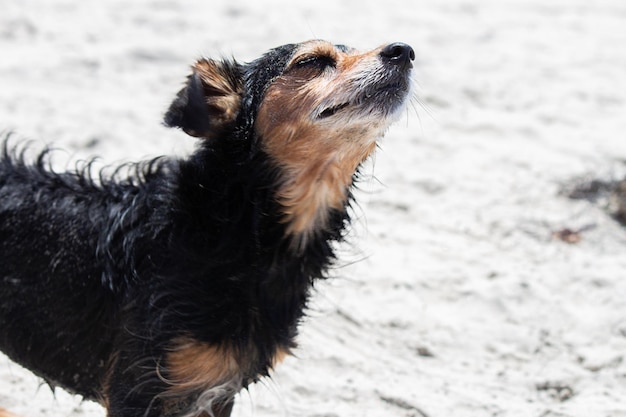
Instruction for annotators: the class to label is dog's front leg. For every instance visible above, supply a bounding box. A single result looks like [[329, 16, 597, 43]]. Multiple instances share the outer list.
[[104, 356, 237, 417], [103, 352, 172, 417]]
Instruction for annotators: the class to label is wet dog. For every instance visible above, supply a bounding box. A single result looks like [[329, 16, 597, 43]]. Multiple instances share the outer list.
[[0, 40, 414, 417]]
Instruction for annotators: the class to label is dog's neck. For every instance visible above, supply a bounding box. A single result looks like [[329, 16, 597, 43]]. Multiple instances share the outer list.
[[173, 143, 352, 343]]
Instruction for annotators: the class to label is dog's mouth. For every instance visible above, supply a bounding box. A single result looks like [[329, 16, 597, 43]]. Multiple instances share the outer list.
[[317, 80, 410, 120]]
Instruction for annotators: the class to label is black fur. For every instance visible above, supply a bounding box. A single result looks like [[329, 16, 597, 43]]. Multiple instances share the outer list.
[[0, 43, 341, 417], [0, 40, 413, 417]]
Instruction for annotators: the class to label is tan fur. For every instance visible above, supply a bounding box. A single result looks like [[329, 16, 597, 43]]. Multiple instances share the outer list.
[[163, 338, 290, 396], [0, 408, 21, 417], [271, 346, 291, 367], [164, 338, 241, 394], [256, 40, 394, 244], [100, 352, 119, 409], [183, 59, 242, 138]]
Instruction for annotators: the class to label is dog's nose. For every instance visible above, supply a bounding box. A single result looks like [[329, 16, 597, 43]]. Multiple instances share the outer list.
[[380, 42, 415, 70]]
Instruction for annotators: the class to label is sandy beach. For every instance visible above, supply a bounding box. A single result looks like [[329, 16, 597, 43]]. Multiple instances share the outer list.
[[1, 1, 626, 416]]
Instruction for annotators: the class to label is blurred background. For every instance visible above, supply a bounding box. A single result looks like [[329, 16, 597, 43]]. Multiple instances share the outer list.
[[1, 1, 626, 416]]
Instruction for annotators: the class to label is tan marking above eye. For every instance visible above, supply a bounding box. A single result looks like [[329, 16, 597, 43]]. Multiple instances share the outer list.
[[288, 41, 339, 65]]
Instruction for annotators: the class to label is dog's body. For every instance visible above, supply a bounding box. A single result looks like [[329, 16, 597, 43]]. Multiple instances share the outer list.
[[0, 40, 413, 417]]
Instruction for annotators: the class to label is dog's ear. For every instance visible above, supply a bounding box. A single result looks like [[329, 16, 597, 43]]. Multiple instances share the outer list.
[[164, 58, 243, 139]]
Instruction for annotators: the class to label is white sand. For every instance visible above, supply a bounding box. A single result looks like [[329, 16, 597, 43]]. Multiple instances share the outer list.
[[1, 0, 626, 416]]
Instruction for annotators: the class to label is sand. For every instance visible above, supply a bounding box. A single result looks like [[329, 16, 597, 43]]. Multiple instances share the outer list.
[[1, 0, 626, 416]]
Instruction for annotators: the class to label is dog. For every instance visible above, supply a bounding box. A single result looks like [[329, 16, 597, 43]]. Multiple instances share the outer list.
[[0, 40, 414, 417]]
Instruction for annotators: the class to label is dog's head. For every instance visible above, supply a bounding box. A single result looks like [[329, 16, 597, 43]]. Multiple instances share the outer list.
[[165, 40, 413, 142], [165, 40, 414, 240]]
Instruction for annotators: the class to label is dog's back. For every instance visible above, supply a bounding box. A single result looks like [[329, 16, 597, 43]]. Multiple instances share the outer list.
[[0, 146, 187, 399], [0, 147, 144, 397]]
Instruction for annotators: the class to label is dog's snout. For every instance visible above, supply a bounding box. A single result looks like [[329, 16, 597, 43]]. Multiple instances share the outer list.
[[380, 42, 415, 69]]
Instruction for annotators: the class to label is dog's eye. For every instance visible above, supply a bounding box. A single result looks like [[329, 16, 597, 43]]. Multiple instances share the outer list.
[[295, 55, 335, 68], [291, 55, 336, 73]]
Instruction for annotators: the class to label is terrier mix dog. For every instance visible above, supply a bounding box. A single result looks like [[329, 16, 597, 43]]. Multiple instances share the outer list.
[[0, 40, 414, 417]]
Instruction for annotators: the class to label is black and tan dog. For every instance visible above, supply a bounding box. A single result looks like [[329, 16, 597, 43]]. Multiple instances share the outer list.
[[0, 40, 414, 417]]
